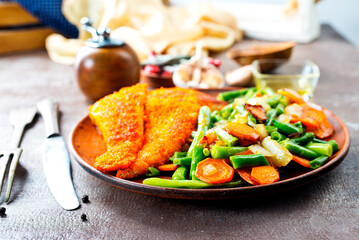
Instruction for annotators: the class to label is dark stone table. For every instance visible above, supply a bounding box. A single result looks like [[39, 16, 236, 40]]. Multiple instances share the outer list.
[[1, 25, 358, 239]]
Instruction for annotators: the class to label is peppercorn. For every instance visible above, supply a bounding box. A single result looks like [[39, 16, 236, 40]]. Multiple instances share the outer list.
[[81, 195, 89, 203], [81, 213, 87, 222], [0, 207, 6, 216]]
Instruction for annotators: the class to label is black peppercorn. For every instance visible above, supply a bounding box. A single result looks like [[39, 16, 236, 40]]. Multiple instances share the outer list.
[[82, 195, 89, 203], [81, 213, 87, 222], [0, 207, 6, 216]]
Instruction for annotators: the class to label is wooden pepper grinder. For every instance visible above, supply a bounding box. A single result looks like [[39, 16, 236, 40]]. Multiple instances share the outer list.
[[75, 17, 140, 101]]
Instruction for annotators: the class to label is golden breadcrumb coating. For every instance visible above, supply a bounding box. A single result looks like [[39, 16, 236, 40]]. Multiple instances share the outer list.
[[89, 84, 147, 172], [116, 88, 201, 179]]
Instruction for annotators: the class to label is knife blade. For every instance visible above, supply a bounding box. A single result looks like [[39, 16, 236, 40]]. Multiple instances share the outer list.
[[38, 99, 79, 210]]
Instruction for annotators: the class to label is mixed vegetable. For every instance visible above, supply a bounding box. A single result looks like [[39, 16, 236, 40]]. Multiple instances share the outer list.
[[143, 87, 338, 188]]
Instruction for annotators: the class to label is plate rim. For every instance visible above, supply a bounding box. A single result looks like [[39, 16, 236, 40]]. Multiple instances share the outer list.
[[68, 103, 350, 199]]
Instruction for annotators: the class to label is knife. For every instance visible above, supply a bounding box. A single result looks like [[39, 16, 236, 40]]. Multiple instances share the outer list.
[[37, 99, 80, 210]]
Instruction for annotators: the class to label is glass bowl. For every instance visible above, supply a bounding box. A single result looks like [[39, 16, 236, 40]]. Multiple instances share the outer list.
[[252, 59, 320, 101]]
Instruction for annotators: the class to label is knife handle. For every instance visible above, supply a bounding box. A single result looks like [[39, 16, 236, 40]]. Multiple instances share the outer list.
[[37, 99, 60, 137]]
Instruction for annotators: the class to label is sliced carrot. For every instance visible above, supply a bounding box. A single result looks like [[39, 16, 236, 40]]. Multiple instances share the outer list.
[[157, 164, 179, 172], [224, 122, 260, 146], [300, 104, 326, 124], [291, 154, 311, 168], [235, 149, 254, 156], [235, 168, 259, 185], [199, 131, 217, 146], [195, 158, 234, 184], [309, 119, 334, 139], [278, 88, 305, 104], [250, 166, 280, 185]]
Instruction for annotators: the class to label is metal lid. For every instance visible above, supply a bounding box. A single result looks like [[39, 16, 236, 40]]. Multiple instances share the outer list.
[[81, 17, 124, 48]]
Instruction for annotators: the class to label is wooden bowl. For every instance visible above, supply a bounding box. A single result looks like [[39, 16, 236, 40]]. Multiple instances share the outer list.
[[140, 70, 175, 89], [227, 41, 295, 67]]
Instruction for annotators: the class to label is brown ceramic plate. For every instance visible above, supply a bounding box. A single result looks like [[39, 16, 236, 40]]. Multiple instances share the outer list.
[[69, 92, 350, 199]]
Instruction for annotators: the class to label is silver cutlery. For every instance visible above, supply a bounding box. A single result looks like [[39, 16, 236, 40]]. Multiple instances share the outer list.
[[37, 99, 79, 210], [0, 107, 37, 203]]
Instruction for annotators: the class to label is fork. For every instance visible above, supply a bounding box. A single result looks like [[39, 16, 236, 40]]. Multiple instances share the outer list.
[[0, 107, 37, 203]]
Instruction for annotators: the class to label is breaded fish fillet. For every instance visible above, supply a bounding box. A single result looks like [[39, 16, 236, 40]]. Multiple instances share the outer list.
[[116, 88, 201, 179], [89, 84, 147, 172]]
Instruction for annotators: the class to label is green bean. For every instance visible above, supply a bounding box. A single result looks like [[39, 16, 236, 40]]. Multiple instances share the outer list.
[[214, 127, 238, 147], [143, 178, 245, 189], [279, 96, 289, 107], [172, 166, 188, 180], [247, 113, 257, 127], [273, 120, 302, 136], [290, 132, 314, 145], [276, 103, 285, 115], [172, 152, 187, 159], [265, 94, 282, 107], [309, 156, 330, 169], [305, 142, 333, 157], [280, 139, 320, 160], [191, 131, 197, 138], [217, 88, 253, 102], [313, 139, 339, 153], [265, 108, 278, 126], [293, 122, 304, 133], [263, 87, 276, 95], [244, 88, 256, 100], [198, 106, 212, 134], [187, 106, 211, 157], [211, 110, 223, 123], [229, 104, 248, 120], [230, 154, 269, 169], [190, 146, 206, 180], [210, 146, 248, 159], [265, 126, 278, 135], [172, 157, 192, 167], [187, 130, 204, 157], [203, 148, 211, 157], [145, 167, 160, 177], [271, 131, 286, 141]]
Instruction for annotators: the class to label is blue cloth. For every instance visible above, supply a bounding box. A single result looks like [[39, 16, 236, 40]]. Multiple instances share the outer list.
[[14, 0, 79, 38]]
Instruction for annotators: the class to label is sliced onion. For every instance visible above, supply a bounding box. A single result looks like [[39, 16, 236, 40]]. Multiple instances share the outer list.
[[249, 144, 274, 157], [261, 137, 292, 167], [255, 124, 268, 141], [277, 114, 291, 123], [285, 103, 303, 117]]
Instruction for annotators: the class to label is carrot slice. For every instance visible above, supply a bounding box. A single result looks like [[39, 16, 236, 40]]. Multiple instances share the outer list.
[[251, 166, 280, 185], [199, 131, 217, 146], [224, 123, 260, 146], [309, 119, 334, 139], [157, 164, 179, 172], [300, 104, 326, 124], [195, 158, 234, 184], [291, 154, 311, 168], [235, 168, 259, 185], [278, 88, 305, 104]]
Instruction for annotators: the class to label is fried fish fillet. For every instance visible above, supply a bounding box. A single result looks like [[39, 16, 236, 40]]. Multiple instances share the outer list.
[[116, 88, 201, 179], [89, 84, 147, 172]]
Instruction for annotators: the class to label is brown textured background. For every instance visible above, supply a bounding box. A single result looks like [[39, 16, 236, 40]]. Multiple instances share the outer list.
[[0, 25, 359, 239]]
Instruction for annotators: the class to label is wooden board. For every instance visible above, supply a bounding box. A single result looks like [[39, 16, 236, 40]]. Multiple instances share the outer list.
[[0, 2, 39, 27], [0, 2, 54, 55]]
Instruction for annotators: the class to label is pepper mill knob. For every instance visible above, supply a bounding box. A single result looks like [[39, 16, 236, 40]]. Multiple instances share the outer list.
[[74, 17, 141, 101]]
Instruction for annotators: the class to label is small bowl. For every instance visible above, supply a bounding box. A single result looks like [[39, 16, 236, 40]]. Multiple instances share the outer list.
[[252, 59, 320, 101], [140, 70, 175, 89], [227, 41, 295, 67]]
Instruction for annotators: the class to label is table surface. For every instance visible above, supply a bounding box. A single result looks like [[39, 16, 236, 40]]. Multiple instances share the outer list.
[[0, 25, 359, 240]]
